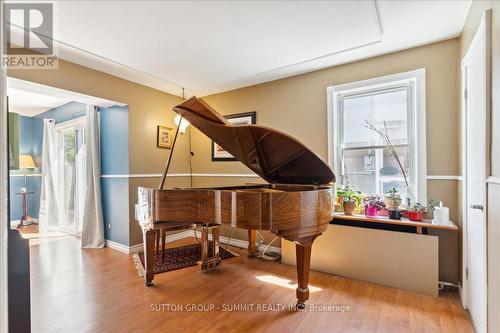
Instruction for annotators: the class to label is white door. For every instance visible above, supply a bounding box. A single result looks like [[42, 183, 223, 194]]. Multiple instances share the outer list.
[[463, 11, 490, 333]]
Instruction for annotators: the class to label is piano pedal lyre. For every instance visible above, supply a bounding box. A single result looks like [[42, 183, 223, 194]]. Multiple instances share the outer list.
[[197, 224, 222, 271]]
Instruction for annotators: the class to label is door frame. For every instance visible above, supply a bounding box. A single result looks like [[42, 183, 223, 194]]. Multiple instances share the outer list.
[[0, 2, 9, 331], [461, 10, 491, 330]]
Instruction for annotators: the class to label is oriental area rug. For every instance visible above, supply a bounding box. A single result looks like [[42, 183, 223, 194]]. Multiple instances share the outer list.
[[134, 242, 236, 276]]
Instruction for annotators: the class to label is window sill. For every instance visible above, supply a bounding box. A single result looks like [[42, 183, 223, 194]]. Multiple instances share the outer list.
[[332, 212, 458, 234]]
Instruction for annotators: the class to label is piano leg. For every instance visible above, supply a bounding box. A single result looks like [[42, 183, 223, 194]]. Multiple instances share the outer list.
[[212, 226, 221, 262], [161, 228, 167, 262], [155, 230, 160, 255], [199, 225, 222, 271], [200, 226, 209, 270], [143, 228, 156, 287], [247, 229, 258, 258], [295, 236, 317, 310]]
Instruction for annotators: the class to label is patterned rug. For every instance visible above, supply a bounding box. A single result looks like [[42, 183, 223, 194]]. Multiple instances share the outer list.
[[134, 242, 236, 276]]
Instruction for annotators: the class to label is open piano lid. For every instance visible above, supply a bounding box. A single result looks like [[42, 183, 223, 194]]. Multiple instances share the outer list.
[[174, 97, 335, 185]]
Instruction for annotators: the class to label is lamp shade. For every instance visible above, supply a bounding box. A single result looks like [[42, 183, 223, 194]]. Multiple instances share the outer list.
[[174, 114, 190, 133], [19, 154, 36, 169]]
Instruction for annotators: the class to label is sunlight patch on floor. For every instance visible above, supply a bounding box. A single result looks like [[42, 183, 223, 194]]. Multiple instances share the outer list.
[[256, 275, 322, 292]]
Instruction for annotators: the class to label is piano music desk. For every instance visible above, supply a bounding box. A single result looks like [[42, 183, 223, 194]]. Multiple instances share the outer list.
[[282, 214, 459, 297]]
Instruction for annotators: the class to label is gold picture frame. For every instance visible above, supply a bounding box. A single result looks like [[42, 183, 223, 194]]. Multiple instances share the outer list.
[[157, 125, 173, 149]]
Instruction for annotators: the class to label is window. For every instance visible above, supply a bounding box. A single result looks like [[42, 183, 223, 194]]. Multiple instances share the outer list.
[[328, 69, 426, 202]]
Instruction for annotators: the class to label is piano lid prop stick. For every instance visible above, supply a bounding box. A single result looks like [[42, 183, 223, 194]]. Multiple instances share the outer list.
[[159, 115, 183, 190]]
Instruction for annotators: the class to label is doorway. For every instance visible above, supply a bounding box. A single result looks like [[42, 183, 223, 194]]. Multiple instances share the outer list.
[[56, 117, 86, 235], [461, 10, 490, 333]]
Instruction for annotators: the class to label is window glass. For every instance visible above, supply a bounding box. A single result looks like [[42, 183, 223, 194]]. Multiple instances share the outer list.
[[339, 87, 412, 197]]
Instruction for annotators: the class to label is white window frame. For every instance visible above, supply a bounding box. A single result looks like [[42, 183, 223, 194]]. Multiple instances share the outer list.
[[327, 69, 427, 203]]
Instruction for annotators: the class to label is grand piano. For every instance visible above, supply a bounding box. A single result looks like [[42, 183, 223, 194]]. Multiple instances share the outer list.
[[136, 97, 335, 309]]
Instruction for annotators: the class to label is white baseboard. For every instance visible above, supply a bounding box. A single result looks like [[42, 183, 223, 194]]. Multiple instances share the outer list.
[[192, 230, 281, 255], [10, 219, 39, 229], [105, 230, 194, 254], [105, 240, 130, 254], [106, 229, 281, 255], [458, 282, 467, 308]]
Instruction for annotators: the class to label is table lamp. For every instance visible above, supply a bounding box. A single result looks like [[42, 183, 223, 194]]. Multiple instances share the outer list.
[[19, 154, 36, 192]]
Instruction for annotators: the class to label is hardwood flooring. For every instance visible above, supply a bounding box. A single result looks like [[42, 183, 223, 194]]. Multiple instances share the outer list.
[[29, 235, 474, 333]]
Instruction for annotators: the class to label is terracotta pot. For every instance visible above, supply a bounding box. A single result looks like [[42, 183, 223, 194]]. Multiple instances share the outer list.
[[408, 211, 424, 221], [343, 200, 356, 215], [366, 205, 378, 217], [385, 197, 402, 209]]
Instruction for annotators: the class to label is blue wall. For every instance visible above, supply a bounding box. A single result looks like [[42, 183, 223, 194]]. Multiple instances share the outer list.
[[99, 105, 130, 245], [9, 115, 43, 221], [35, 101, 87, 123]]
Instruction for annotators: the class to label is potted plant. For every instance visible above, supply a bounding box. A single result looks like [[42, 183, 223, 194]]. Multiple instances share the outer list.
[[364, 195, 385, 217], [385, 187, 402, 209], [425, 199, 441, 220], [388, 209, 403, 220], [407, 203, 427, 221], [336, 184, 362, 216]]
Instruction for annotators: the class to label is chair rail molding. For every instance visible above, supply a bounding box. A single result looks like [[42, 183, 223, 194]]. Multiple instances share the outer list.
[[101, 173, 260, 179], [487, 176, 500, 185], [426, 175, 463, 181]]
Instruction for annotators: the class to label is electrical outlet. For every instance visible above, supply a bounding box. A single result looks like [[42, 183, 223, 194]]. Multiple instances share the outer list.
[[108, 223, 111, 230]]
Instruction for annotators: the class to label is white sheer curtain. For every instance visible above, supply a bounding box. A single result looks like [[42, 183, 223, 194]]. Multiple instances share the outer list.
[[39, 119, 60, 233], [81, 105, 105, 248]]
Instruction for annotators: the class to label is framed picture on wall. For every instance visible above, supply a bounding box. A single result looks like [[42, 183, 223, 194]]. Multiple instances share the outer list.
[[211, 111, 256, 161], [157, 125, 173, 149]]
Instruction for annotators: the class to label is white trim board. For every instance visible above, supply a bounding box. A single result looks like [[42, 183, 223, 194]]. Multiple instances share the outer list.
[[487, 176, 500, 185], [105, 229, 281, 255], [101, 173, 261, 179], [105, 230, 192, 254], [426, 175, 463, 181], [102, 173, 461, 181], [9, 173, 42, 177]]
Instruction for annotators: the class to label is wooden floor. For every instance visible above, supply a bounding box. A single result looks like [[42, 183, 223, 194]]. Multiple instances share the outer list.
[[29, 235, 474, 333]]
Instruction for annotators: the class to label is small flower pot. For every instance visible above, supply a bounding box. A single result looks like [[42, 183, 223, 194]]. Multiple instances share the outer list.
[[408, 211, 424, 221], [343, 200, 356, 215], [378, 208, 389, 217], [389, 209, 402, 220], [366, 205, 378, 217], [385, 197, 402, 209]]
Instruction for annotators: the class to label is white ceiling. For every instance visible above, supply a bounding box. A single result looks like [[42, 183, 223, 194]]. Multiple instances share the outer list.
[[7, 77, 127, 116], [41, 0, 471, 96], [7, 88, 71, 116]]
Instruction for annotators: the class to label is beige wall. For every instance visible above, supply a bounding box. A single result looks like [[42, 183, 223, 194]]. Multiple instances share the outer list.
[[196, 39, 461, 282], [461, 1, 500, 332], [202, 39, 460, 176], [8, 59, 191, 245]]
